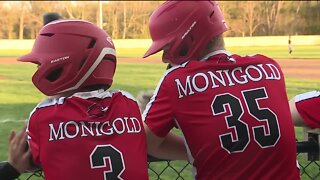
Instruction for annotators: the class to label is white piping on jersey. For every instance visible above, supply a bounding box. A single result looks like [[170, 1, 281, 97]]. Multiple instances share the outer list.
[[294, 91, 320, 103], [72, 89, 136, 101], [247, 54, 258, 57], [200, 50, 233, 62], [115, 90, 136, 101], [36, 97, 66, 108], [26, 93, 71, 142], [58, 47, 116, 94], [142, 62, 188, 120], [164, 61, 189, 73], [72, 89, 112, 99], [28, 89, 136, 127], [36, 89, 135, 109]]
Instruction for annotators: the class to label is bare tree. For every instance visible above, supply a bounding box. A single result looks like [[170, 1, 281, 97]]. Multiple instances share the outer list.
[[289, 1, 302, 35], [18, 2, 28, 39], [243, 1, 263, 37], [112, 6, 118, 39], [1, 3, 19, 39], [122, 2, 127, 39], [65, 2, 75, 19], [0, 1, 318, 39], [264, 1, 284, 35]]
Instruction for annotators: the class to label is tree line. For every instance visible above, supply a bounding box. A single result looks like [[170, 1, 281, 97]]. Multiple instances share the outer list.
[[0, 1, 319, 39]]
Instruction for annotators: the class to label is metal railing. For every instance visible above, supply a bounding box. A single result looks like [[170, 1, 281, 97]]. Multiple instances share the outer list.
[[1, 140, 319, 180]]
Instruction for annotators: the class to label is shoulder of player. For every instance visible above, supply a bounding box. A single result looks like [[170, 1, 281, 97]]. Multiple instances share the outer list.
[[243, 53, 278, 63], [163, 62, 190, 78], [152, 62, 190, 90], [70, 89, 138, 103], [35, 90, 137, 108], [29, 97, 64, 115], [27, 97, 64, 121], [294, 91, 320, 103], [28, 90, 138, 120], [112, 90, 137, 102], [36, 97, 65, 109]]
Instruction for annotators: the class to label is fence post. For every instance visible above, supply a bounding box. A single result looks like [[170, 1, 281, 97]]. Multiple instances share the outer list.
[[303, 128, 320, 161]]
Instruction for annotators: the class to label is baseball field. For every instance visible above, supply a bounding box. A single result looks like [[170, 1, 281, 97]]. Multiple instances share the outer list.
[[0, 45, 320, 179]]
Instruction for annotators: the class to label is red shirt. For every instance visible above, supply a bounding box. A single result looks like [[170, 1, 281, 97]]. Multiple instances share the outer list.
[[144, 50, 299, 180], [295, 91, 320, 128], [27, 90, 148, 180]]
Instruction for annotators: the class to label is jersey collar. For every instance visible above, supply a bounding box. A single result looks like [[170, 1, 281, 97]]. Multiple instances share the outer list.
[[200, 50, 233, 62], [72, 89, 108, 99]]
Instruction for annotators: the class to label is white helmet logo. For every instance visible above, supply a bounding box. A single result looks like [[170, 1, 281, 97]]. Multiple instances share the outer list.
[[107, 36, 114, 46], [50, 56, 70, 64], [181, 21, 197, 40]]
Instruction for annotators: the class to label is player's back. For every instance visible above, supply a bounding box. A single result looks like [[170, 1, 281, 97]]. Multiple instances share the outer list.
[[27, 90, 148, 180], [164, 51, 299, 179]]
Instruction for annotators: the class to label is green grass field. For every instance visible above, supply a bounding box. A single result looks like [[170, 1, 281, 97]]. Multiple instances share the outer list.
[[115, 45, 320, 59], [0, 45, 320, 179], [1, 45, 320, 59]]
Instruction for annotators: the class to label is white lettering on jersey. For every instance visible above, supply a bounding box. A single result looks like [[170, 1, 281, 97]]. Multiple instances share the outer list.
[[48, 116, 142, 141], [175, 63, 281, 98]]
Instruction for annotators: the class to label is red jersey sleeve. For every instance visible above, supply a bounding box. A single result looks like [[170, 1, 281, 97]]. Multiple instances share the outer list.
[[143, 73, 176, 137], [295, 91, 320, 128], [27, 110, 40, 165]]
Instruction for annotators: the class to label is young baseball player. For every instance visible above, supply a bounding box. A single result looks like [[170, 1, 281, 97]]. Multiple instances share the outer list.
[[290, 91, 320, 128], [18, 19, 149, 180], [142, 1, 300, 179]]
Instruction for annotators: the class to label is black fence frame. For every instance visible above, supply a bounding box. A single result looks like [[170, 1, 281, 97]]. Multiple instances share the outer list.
[[0, 139, 319, 180]]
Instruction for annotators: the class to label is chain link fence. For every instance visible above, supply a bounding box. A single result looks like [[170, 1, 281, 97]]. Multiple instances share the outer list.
[[1, 140, 319, 180]]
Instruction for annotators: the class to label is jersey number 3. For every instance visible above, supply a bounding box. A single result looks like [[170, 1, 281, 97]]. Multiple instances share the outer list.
[[212, 87, 280, 153], [90, 145, 125, 180]]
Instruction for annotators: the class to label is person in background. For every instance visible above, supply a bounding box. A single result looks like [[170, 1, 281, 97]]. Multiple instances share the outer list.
[[18, 19, 149, 180], [288, 35, 293, 55], [0, 12, 64, 180], [142, 1, 300, 179], [0, 126, 31, 180], [290, 91, 320, 128]]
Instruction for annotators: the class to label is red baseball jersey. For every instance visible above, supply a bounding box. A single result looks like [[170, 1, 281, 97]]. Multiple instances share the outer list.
[[294, 91, 320, 128], [27, 90, 149, 180], [144, 50, 300, 179]]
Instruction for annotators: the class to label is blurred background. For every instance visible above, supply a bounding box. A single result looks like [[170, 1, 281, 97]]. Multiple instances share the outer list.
[[0, 1, 320, 179], [0, 1, 319, 39]]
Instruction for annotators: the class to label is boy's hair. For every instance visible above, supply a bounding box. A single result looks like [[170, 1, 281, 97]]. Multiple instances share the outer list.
[[43, 12, 63, 25]]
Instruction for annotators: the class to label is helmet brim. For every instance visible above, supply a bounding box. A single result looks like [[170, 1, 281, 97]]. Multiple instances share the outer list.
[[143, 40, 167, 58], [17, 53, 40, 64]]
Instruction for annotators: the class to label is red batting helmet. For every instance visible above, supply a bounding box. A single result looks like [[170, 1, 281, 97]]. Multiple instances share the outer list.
[[143, 1, 228, 65], [18, 20, 116, 96]]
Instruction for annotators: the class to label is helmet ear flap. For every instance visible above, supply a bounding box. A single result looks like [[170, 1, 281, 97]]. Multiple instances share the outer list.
[[171, 35, 194, 63], [178, 37, 191, 57], [46, 67, 64, 82]]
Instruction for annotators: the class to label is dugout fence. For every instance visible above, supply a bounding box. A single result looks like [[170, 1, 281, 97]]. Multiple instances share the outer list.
[[1, 139, 319, 180]]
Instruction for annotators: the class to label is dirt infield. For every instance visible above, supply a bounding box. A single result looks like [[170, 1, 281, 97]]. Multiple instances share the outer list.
[[1, 57, 320, 80]]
